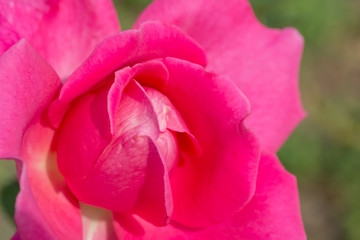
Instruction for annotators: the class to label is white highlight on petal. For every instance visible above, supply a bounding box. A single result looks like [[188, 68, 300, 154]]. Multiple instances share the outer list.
[[80, 203, 114, 240]]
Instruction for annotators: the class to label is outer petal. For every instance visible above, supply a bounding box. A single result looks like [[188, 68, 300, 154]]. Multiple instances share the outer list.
[[115, 154, 306, 240], [49, 22, 206, 129], [0, 40, 82, 239], [135, 0, 305, 152], [159, 58, 260, 228], [0, 39, 59, 160], [0, 0, 120, 79], [56, 21, 206, 105], [14, 161, 56, 240]]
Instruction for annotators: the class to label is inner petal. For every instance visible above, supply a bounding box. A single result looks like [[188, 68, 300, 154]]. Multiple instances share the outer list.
[[154, 131, 179, 176]]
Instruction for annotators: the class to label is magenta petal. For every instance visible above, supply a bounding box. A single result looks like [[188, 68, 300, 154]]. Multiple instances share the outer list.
[[57, 85, 112, 180], [238, 29, 305, 152], [117, 154, 306, 239], [57, 21, 206, 105], [15, 141, 82, 240], [51, 59, 169, 129], [211, 153, 306, 239], [203, 153, 306, 239], [0, 39, 60, 159], [65, 135, 151, 212], [0, 0, 120, 79], [14, 162, 56, 240], [0, 40, 82, 239], [157, 58, 260, 228], [64, 132, 172, 216], [62, 78, 172, 224], [131, 139, 173, 226], [136, 0, 305, 152], [132, 60, 169, 90]]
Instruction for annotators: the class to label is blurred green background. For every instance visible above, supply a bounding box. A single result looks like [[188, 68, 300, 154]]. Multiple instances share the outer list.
[[0, 0, 359, 239]]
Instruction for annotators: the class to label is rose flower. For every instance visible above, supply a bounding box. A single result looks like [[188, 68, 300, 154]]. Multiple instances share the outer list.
[[0, 0, 306, 239]]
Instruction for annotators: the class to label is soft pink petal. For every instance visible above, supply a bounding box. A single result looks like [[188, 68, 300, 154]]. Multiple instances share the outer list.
[[153, 131, 179, 175], [156, 58, 260, 228], [56, 21, 206, 105], [144, 87, 190, 133], [0, 0, 120, 79], [15, 161, 57, 240], [136, 0, 305, 152], [16, 128, 83, 240], [109, 79, 160, 140], [115, 154, 306, 240], [0, 39, 60, 158], [144, 87, 200, 173], [0, 39, 82, 240], [17, 122, 83, 239]]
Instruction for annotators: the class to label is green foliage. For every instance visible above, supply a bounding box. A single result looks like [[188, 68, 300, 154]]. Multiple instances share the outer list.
[[250, 0, 356, 47], [1, 180, 19, 221]]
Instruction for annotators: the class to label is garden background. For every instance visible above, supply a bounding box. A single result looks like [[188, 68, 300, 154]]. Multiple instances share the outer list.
[[0, 0, 359, 239]]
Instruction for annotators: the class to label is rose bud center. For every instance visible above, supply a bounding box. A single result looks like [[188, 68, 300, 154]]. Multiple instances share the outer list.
[[56, 79, 184, 216]]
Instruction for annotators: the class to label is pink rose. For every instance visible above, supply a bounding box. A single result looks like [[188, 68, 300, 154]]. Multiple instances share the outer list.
[[0, 0, 306, 239]]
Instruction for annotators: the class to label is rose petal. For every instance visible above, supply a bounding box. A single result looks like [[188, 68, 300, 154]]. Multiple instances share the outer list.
[[56, 21, 206, 105], [14, 162, 56, 240], [136, 0, 305, 152], [0, 39, 60, 159], [157, 57, 260, 228], [66, 133, 173, 228], [17, 122, 83, 240], [114, 154, 306, 240], [132, 60, 169, 90], [125, 138, 173, 227], [57, 84, 113, 180], [61, 77, 172, 225], [209, 153, 306, 240], [0, 40, 82, 239], [144, 87, 201, 170], [109, 79, 160, 140], [0, 0, 120, 79], [144, 87, 189, 133], [64, 134, 152, 213], [49, 59, 169, 129]]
